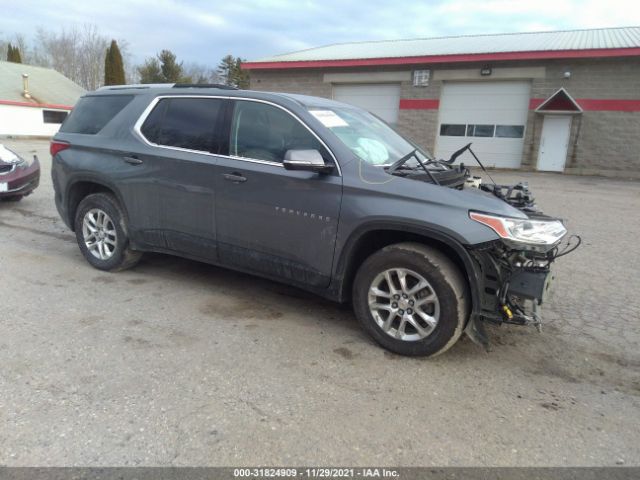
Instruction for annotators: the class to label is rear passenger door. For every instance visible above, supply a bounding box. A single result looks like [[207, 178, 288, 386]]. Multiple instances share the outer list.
[[129, 96, 227, 260], [215, 99, 342, 288]]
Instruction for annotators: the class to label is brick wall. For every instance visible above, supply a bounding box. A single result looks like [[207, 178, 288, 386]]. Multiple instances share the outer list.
[[249, 57, 640, 177]]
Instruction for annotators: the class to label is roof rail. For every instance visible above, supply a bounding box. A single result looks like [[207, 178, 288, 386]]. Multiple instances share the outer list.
[[172, 83, 239, 90], [96, 83, 175, 91]]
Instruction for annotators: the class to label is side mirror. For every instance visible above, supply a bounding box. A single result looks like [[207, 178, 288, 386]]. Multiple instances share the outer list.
[[283, 149, 333, 174]]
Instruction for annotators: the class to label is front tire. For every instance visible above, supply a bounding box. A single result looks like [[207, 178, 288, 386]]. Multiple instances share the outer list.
[[353, 242, 469, 357], [74, 193, 142, 272]]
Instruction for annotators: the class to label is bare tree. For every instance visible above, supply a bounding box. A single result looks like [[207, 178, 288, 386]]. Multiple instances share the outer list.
[[182, 62, 220, 84]]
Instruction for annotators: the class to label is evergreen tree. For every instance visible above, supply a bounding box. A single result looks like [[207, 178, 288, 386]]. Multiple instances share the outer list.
[[233, 57, 249, 88], [138, 49, 188, 84], [138, 58, 163, 83], [217, 55, 235, 86], [104, 40, 125, 85], [158, 50, 184, 83], [6, 43, 22, 63], [217, 55, 250, 88]]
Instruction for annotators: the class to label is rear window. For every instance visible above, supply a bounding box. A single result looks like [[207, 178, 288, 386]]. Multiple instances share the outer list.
[[60, 95, 133, 134], [140, 97, 225, 153]]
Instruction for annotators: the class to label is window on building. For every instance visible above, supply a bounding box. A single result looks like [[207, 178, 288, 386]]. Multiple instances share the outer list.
[[467, 124, 495, 137], [412, 70, 431, 87], [230, 101, 327, 163], [140, 97, 225, 153], [495, 125, 525, 138], [43, 110, 68, 124], [439, 124, 466, 136]]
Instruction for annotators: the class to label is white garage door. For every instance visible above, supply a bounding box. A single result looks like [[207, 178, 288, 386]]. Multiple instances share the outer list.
[[332, 84, 401, 125], [435, 81, 531, 168]]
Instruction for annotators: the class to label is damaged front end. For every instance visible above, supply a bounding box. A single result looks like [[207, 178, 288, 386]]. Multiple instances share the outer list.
[[386, 143, 580, 348]]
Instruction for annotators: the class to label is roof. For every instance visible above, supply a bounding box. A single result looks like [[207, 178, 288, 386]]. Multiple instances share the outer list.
[[0, 61, 85, 109], [85, 84, 343, 108], [243, 26, 640, 69]]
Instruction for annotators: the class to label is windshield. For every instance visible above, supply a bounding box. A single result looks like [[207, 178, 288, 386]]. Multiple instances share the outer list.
[[308, 107, 431, 166]]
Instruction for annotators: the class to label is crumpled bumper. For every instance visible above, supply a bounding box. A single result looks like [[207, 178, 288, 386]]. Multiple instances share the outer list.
[[0, 157, 40, 197]]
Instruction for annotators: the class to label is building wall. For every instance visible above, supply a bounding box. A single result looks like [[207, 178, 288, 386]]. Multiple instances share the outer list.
[[249, 57, 640, 177], [0, 104, 66, 137]]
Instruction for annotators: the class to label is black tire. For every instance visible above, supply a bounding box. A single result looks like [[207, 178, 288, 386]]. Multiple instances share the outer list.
[[353, 242, 469, 357], [74, 193, 142, 272], [1, 195, 23, 202]]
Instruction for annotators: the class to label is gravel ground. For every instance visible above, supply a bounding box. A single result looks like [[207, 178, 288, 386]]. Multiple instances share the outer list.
[[1, 139, 639, 467]]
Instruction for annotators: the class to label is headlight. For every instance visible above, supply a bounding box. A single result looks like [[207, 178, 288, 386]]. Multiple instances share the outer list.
[[0, 144, 23, 164], [470, 211, 567, 251]]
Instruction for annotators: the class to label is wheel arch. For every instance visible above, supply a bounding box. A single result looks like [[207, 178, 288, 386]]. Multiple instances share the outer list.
[[334, 222, 482, 315], [65, 177, 128, 232]]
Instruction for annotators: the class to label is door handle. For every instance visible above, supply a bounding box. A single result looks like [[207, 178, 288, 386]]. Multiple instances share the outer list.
[[223, 172, 247, 183], [123, 155, 143, 165]]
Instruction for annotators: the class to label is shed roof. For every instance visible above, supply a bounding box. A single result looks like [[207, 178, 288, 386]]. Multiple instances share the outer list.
[[244, 26, 640, 70], [0, 61, 85, 109]]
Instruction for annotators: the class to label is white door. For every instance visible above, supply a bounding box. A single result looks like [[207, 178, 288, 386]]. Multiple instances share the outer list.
[[537, 115, 571, 172], [436, 81, 531, 168], [332, 84, 401, 125]]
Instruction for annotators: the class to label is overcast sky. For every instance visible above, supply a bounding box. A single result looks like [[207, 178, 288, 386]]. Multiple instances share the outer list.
[[2, 0, 639, 65]]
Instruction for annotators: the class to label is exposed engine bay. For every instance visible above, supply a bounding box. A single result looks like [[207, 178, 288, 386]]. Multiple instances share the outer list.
[[385, 143, 581, 347]]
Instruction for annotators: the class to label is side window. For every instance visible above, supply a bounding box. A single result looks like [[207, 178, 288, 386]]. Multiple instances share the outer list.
[[230, 101, 327, 163], [141, 97, 224, 153], [61, 95, 134, 134]]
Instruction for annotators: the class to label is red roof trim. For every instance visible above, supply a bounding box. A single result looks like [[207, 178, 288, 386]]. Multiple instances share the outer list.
[[243, 47, 640, 70], [0, 99, 74, 110]]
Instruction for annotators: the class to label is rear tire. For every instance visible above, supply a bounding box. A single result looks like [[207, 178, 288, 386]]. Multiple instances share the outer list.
[[353, 242, 469, 357], [74, 193, 142, 272], [1, 195, 23, 202]]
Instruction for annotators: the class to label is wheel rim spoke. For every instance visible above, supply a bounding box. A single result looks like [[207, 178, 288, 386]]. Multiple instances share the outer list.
[[82, 208, 117, 261], [368, 267, 440, 342]]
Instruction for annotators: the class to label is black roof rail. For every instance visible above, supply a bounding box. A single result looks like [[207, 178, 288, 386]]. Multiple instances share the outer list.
[[172, 83, 239, 90]]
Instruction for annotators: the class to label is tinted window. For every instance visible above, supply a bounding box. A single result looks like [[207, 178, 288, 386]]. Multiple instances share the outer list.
[[495, 125, 525, 138], [467, 124, 495, 137], [439, 124, 466, 136], [43, 110, 68, 124], [230, 101, 326, 163], [141, 98, 224, 153], [60, 95, 133, 134]]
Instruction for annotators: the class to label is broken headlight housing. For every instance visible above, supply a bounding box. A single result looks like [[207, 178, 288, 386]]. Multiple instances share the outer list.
[[470, 212, 567, 252]]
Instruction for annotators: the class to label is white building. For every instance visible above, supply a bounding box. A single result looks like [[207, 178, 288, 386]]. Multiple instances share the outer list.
[[0, 61, 85, 137]]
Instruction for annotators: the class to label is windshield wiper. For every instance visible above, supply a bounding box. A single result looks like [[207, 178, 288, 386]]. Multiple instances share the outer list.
[[386, 149, 418, 174], [386, 149, 440, 185]]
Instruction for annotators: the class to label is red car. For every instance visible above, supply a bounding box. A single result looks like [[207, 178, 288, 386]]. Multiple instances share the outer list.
[[0, 144, 40, 202]]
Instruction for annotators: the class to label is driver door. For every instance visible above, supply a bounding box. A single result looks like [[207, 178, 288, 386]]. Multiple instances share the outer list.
[[215, 99, 342, 287]]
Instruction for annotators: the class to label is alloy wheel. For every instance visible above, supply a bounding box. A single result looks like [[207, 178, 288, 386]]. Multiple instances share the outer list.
[[82, 208, 117, 260], [367, 268, 440, 341]]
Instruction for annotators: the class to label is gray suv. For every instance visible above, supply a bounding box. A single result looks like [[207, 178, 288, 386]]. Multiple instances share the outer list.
[[51, 84, 576, 357]]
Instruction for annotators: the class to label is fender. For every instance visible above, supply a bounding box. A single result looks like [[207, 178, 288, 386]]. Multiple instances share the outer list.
[[64, 174, 131, 231], [331, 220, 484, 317]]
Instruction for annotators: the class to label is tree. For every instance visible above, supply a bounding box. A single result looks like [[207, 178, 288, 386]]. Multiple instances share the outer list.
[[217, 54, 235, 86], [233, 57, 249, 88], [217, 55, 249, 88], [138, 49, 189, 84], [104, 39, 125, 85], [137, 58, 163, 83], [36, 24, 110, 90], [6, 43, 22, 63]]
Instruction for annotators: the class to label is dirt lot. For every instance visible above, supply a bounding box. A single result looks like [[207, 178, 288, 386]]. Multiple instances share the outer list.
[[1, 139, 639, 466]]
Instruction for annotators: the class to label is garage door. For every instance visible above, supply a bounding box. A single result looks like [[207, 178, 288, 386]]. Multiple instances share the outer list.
[[435, 81, 531, 168], [332, 84, 401, 125]]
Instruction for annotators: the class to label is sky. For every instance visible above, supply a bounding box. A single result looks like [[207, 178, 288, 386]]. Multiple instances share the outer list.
[[2, 0, 639, 65]]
